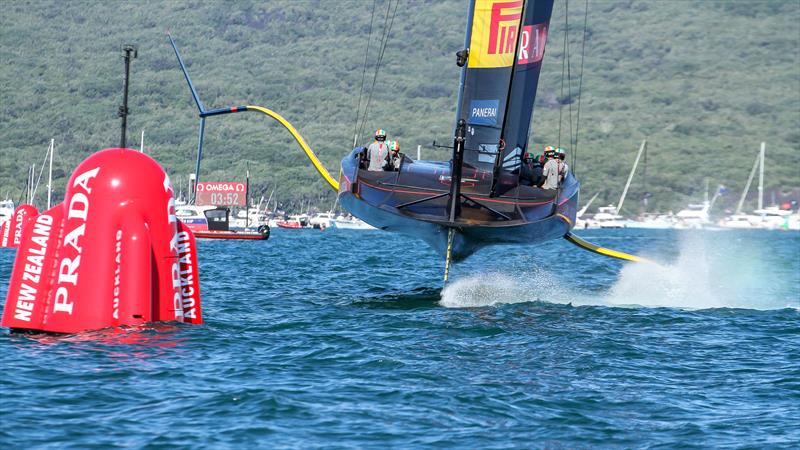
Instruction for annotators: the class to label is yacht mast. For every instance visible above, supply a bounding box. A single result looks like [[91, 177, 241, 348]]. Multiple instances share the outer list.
[[47, 139, 54, 209], [757, 142, 765, 210], [453, 0, 476, 131], [617, 139, 646, 214], [735, 147, 760, 215]]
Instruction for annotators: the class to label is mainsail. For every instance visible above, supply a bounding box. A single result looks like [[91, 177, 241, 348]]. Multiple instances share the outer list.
[[456, 0, 554, 195]]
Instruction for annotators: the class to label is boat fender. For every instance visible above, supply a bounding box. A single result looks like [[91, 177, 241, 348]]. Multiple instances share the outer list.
[[258, 224, 270, 239], [0, 204, 39, 248], [0, 148, 203, 333]]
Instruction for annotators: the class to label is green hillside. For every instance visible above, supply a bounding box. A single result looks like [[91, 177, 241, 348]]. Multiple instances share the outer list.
[[1, 0, 798, 214]]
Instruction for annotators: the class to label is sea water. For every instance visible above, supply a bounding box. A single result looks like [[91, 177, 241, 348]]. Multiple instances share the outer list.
[[1, 229, 798, 448]]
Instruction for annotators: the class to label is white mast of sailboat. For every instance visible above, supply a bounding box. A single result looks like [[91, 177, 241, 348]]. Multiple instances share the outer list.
[[757, 141, 765, 211], [577, 192, 600, 218], [30, 139, 55, 208], [734, 144, 761, 215], [265, 187, 275, 212], [47, 138, 54, 209], [616, 139, 647, 215]]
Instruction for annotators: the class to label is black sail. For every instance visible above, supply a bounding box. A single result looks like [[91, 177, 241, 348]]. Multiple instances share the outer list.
[[456, 0, 554, 195]]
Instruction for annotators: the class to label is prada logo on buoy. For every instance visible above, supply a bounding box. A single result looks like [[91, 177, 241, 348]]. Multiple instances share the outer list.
[[53, 167, 100, 315], [13, 208, 26, 245], [12, 214, 54, 322]]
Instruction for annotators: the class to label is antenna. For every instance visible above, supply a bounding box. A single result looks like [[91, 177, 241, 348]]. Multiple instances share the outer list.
[[119, 44, 138, 148]]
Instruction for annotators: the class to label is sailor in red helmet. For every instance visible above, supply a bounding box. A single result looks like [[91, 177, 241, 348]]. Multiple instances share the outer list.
[[367, 129, 390, 171]]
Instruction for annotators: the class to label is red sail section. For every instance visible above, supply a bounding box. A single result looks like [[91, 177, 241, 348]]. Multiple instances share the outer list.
[[1, 148, 203, 333], [0, 204, 39, 248]]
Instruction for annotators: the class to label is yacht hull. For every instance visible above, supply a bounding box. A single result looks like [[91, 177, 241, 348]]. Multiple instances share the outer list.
[[338, 149, 578, 261]]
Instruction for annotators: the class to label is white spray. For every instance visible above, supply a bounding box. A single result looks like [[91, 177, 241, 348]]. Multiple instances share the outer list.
[[440, 233, 798, 310]]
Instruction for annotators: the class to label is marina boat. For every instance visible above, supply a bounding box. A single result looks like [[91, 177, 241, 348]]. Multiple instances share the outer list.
[[718, 213, 762, 229], [0, 198, 14, 227], [626, 213, 676, 230], [582, 140, 647, 229], [275, 214, 311, 229], [752, 206, 796, 230], [585, 205, 629, 229], [192, 206, 269, 240], [718, 143, 799, 231], [176, 204, 269, 239], [331, 214, 376, 230], [309, 212, 335, 229], [276, 219, 303, 229], [674, 202, 711, 229], [229, 208, 270, 230], [174, 204, 217, 231]]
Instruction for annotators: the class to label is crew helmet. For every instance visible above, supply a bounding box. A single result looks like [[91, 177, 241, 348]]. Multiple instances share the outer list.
[[390, 141, 400, 152], [375, 129, 387, 141], [556, 147, 566, 160]]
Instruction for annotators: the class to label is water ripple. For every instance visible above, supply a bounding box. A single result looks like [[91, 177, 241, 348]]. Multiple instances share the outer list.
[[1, 229, 798, 447]]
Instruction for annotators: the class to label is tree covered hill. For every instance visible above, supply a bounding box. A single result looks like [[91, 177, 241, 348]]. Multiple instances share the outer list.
[[1, 0, 798, 214]]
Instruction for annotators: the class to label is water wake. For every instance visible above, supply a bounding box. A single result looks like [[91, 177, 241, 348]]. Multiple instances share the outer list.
[[439, 268, 600, 308], [440, 233, 798, 310]]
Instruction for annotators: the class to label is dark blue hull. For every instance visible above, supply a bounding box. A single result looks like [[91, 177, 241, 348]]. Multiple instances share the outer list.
[[338, 149, 579, 261]]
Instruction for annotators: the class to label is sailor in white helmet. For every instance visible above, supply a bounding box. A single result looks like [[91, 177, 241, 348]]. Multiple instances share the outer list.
[[367, 129, 390, 171]]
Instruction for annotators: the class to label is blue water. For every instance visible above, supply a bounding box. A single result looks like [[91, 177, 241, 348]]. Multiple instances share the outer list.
[[1, 229, 798, 448]]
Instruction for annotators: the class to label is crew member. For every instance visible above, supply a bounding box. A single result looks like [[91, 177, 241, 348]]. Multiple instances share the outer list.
[[367, 129, 389, 171], [388, 141, 402, 171], [520, 151, 544, 187], [541, 146, 565, 190], [556, 147, 569, 182]]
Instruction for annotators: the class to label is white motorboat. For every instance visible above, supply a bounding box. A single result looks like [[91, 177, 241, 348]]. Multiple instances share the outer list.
[[331, 215, 376, 230], [626, 213, 676, 229], [0, 199, 14, 227], [674, 202, 711, 229]]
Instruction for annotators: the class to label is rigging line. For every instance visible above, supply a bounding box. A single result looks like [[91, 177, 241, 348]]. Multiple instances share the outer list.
[[356, 0, 392, 141], [557, 0, 569, 149], [357, 0, 393, 141], [566, 0, 574, 159], [353, 0, 378, 145], [357, 0, 397, 141], [357, 0, 399, 142], [572, 0, 589, 175]]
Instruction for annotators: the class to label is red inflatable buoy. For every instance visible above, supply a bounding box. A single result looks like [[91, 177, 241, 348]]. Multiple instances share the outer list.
[[1, 148, 203, 333], [0, 204, 39, 248]]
